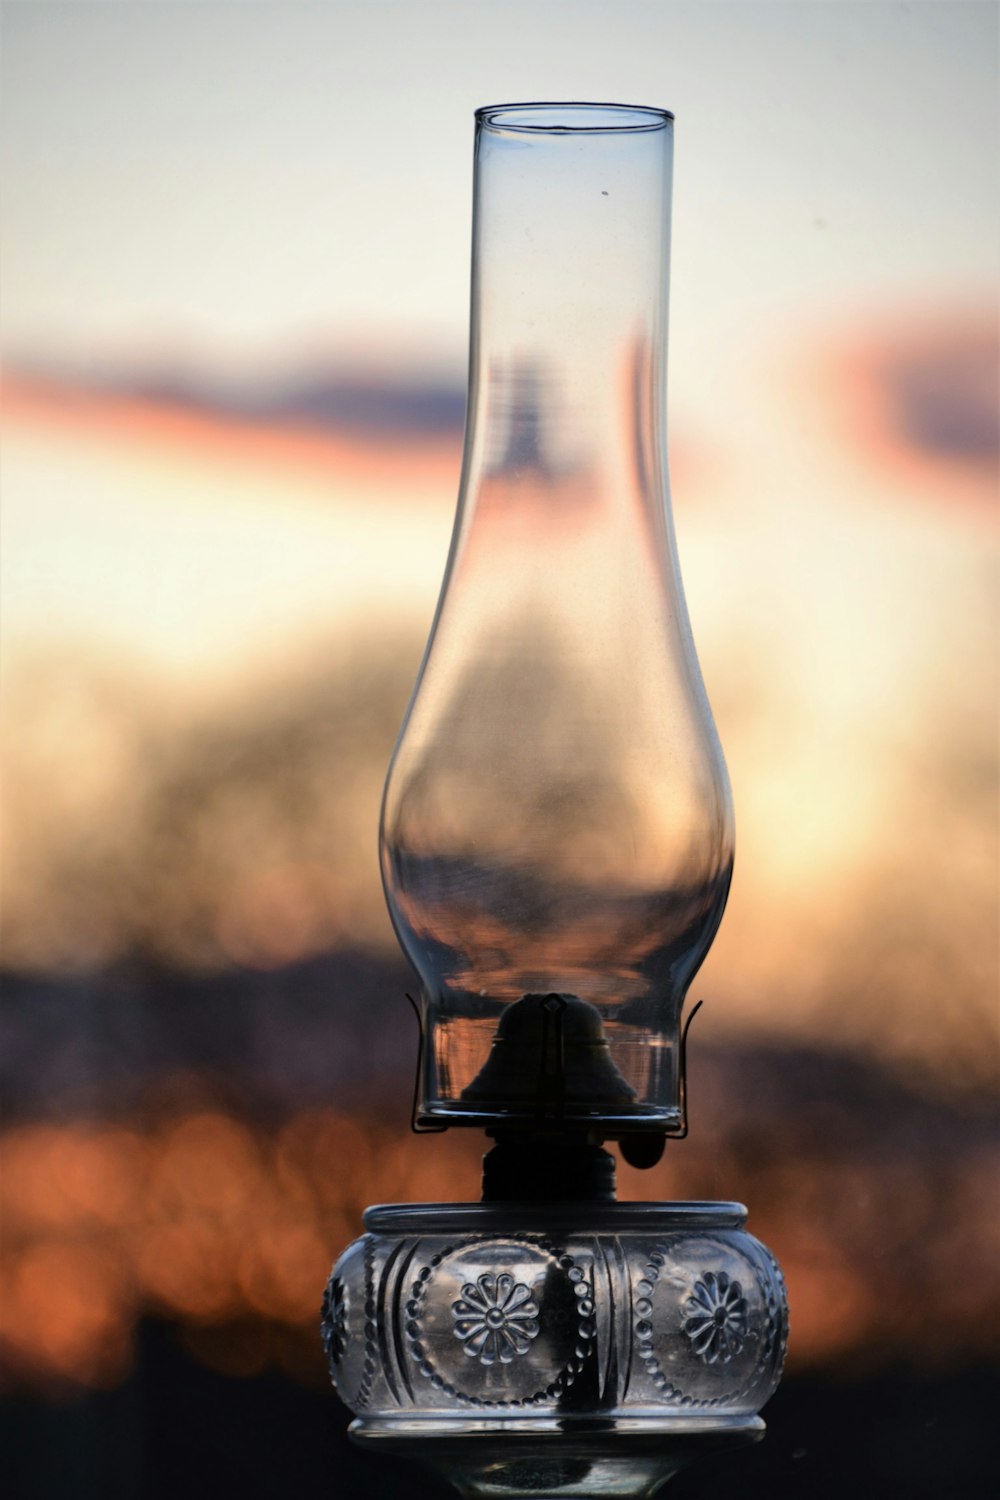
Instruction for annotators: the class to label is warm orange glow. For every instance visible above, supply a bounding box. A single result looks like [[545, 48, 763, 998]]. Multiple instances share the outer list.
[[770, 1230, 877, 1365], [2, 1242, 134, 1388], [0, 1110, 485, 1391], [2, 1107, 997, 1392], [0, 1125, 147, 1232], [148, 1113, 264, 1218], [136, 1220, 243, 1322]]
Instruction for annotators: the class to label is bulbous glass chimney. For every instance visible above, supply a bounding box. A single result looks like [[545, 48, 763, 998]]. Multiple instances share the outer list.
[[380, 104, 733, 1137]]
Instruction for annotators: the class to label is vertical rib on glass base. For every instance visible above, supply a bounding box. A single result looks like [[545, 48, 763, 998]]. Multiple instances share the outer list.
[[323, 1201, 787, 1497]]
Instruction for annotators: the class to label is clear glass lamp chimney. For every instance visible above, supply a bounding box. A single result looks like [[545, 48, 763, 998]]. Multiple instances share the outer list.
[[380, 104, 733, 1137]]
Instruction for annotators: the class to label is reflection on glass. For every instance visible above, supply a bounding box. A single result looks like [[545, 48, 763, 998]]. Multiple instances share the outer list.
[[381, 105, 732, 1131]]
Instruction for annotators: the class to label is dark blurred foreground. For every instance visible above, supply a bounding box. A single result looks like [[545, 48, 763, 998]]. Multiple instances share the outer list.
[[4, 1320, 997, 1500]]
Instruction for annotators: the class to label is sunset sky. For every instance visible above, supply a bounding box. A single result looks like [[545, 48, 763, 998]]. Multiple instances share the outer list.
[[3, 1, 995, 667], [3, 1, 996, 1041]]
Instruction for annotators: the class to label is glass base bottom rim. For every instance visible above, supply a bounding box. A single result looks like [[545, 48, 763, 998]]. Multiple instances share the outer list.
[[350, 1414, 766, 1442]]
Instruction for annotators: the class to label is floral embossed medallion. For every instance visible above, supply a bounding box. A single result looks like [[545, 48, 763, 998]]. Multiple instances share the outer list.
[[452, 1272, 540, 1365], [403, 1238, 594, 1406], [682, 1271, 748, 1364]]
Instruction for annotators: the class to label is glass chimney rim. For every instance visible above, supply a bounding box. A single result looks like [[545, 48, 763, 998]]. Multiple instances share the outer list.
[[476, 102, 673, 137]]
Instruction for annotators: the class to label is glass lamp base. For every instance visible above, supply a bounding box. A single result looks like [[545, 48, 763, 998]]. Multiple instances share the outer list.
[[323, 1201, 787, 1497]]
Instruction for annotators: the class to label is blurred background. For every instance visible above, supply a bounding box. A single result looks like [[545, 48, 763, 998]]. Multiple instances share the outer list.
[[1, 3, 997, 1497]]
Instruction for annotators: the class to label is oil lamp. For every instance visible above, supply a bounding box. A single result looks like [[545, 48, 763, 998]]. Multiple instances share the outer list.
[[323, 104, 787, 1499]]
